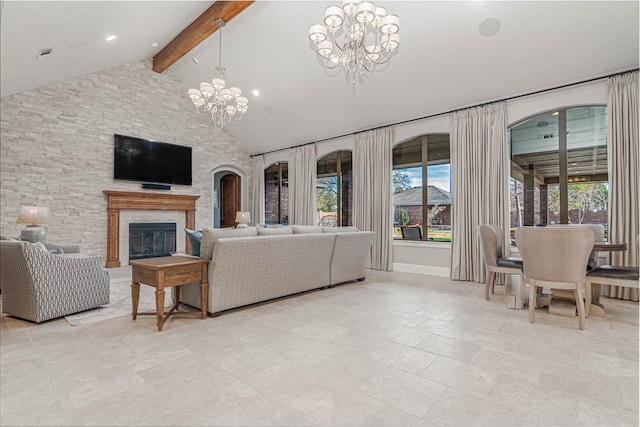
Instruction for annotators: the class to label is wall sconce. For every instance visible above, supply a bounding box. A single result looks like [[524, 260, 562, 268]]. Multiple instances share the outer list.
[[235, 211, 251, 229], [16, 204, 50, 243]]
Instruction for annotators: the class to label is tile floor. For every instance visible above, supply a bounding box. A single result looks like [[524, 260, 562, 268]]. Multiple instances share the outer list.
[[1, 269, 638, 426]]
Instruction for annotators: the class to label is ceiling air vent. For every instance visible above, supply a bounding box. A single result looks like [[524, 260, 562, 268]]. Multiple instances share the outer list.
[[36, 47, 54, 58]]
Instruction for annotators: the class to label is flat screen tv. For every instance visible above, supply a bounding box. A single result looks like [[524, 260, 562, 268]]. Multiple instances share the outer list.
[[113, 134, 192, 186]]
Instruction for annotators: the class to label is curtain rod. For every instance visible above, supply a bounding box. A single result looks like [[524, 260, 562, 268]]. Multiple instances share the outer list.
[[250, 67, 639, 158]]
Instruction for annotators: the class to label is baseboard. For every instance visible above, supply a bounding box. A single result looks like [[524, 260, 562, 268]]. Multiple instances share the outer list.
[[393, 263, 450, 277]]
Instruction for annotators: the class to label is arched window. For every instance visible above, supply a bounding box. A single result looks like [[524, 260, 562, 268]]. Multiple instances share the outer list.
[[509, 106, 608, 235], [317, 151, 352, 226], [392, 134, 451, 241], [264, 162, 288, 225]]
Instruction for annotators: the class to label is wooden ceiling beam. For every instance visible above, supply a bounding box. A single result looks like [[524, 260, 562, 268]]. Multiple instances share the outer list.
[[152, 1, 254, 74]]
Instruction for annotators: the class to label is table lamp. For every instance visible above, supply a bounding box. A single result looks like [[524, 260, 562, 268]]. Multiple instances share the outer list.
[[17, 204, 50, 243], [235, 211, 251, 229]]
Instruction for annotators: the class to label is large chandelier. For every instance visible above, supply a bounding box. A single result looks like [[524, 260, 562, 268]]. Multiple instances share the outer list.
[[188, 18, 248, 129], [308, 0, 400, 86]]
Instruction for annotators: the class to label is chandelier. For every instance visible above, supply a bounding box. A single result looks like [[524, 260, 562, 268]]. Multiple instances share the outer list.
[[308, 0, 400, 86], [188, 18, 248, 129]]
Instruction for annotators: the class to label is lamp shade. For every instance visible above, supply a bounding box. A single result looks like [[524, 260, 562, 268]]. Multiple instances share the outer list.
[[17, 205, 50, 225], [235, 211, 251, 224]]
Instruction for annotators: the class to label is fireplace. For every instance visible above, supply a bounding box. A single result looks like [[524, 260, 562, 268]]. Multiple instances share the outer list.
[[103, 191, 199, 268], [128, 223, 176, 261]]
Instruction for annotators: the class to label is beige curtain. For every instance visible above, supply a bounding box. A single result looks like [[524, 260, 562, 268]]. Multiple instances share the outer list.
[[603, 71, 639, 301], [288, 145, 317, 225], [450, 102, 510, 282], [251, 155, 265, 227], [353, 127, 393, 271]]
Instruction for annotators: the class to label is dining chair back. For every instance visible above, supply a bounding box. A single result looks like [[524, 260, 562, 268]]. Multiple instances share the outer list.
[[478, 225, 523, 301], [515, 226, 595, 330], [547, 223, 604, 269]]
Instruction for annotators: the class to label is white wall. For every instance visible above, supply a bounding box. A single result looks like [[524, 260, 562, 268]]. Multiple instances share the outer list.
[[0, 59, 252, 262]]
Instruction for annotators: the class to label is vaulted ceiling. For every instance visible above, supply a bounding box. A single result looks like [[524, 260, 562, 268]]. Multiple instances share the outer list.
[[1, 1, 638, 155]]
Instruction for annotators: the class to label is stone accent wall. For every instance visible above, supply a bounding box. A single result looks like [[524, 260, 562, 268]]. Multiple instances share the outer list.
[[0, 59, 252, 262]]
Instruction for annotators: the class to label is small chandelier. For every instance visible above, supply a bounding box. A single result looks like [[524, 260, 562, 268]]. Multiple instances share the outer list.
[[308, 0, 400, 86], [188, 18, 248, 129]]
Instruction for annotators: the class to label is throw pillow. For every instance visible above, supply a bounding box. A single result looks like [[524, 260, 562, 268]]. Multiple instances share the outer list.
[[257, 226, 293, 236], [200, 227, 258, 260], [291, 225, 323, 234], [184, 228, 203, 257]]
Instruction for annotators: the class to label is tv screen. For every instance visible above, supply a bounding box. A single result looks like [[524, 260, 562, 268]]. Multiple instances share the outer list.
[[113, 134, 192, 186]]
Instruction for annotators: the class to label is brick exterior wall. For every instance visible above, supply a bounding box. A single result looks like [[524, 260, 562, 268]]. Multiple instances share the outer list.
[[341, 169, 353, 226], [0, 59, 252, 262], [265, 181, 289, 224]]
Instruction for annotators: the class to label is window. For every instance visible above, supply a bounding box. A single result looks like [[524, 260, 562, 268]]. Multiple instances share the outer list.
[[510, 106, 608, 237], [264, 162, 288, 225], [392, 134, 451, 241], [317, 151, 353, 226]]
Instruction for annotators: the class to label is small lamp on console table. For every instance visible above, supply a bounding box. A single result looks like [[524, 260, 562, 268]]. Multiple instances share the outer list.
[[17, 204, 50, 243], [235, 211, 251, 229]]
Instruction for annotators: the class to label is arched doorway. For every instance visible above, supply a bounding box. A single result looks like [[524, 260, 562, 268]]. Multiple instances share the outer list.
[[212, 165, 249, 228], [219, 172, 241, 228]]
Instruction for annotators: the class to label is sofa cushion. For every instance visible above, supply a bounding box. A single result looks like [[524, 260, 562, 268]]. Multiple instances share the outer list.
[[184, 228, 202, 257], [291, 225, 323, 234], [200, 227, 258, 260], [257, 226, 293, 236], [322, 226, 360, 233]]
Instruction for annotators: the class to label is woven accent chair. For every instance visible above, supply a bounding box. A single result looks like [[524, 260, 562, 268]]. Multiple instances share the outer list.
[[478, 225, 523, 301], [516, 226, 594, 330], [0, 240, 110, 323]]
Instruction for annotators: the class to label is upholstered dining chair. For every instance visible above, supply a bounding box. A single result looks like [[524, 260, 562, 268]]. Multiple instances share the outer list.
[[515, 226, 595, 330], [585, 234, 639, 317], [547, 223, 605, 270], [478, 225, 523, 301], [0, 240, 110, 323]]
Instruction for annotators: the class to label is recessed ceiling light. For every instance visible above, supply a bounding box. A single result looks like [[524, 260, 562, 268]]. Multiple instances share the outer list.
[[252, 89, 260, 97], [105, 35, 117, 42], [151, 42, 159, 48], [552, 111, 559, 116], [192, 57, 199, 64]]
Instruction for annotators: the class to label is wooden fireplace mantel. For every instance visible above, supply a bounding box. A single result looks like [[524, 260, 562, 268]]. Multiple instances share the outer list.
[[103, 190, 200, 268]]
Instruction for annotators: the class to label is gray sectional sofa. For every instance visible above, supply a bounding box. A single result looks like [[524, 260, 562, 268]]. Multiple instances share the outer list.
[[180, 226, 374, 316]]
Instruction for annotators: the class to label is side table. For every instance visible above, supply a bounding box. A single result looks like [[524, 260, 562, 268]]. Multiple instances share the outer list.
[[129, 256, 209, 331]]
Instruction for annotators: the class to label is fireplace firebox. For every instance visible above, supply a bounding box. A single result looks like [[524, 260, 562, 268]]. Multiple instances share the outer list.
[[129, 223, 176, 261]]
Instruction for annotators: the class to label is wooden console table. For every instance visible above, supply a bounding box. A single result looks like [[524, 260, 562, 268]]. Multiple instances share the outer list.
[[129, 256, 209, 331], [103, 191, 199, 268]]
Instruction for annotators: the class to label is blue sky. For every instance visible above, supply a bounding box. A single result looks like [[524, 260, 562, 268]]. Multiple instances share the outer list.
[[401, 165, 451, 192]]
